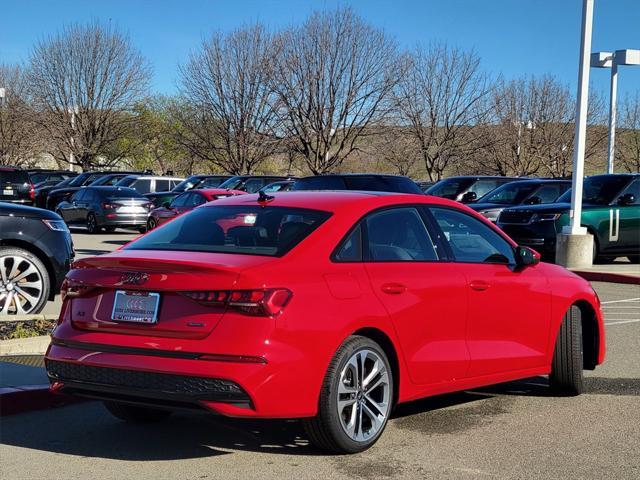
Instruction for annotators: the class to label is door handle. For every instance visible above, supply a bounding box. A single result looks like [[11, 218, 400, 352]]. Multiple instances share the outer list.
[[381, 283, 407, 295], [469, 280, 490, 291]]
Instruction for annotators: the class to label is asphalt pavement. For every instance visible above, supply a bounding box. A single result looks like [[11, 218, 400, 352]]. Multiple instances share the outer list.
[[3, 227, 639, 479]]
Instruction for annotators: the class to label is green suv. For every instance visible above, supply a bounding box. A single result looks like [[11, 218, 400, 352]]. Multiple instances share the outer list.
[[497, 174, 639, 262]]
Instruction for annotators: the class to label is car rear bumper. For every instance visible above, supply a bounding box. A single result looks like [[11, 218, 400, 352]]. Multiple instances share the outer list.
[[99, 214, 148, 226]]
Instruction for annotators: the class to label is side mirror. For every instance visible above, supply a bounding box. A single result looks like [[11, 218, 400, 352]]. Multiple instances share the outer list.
[[617, 193, 635, 206], [461, 191, 477, 203], [162, 201, 172, 209], [525, 196, 542, 205], [515, 245, 540, 267]]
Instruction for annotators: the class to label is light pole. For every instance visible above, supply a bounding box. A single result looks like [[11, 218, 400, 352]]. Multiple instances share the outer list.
[[68, 106, 79, 172], [556, 0, 594, 268], [591, 49, 640, 174]]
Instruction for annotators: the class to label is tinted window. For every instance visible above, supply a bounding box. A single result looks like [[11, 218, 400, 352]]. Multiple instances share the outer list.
[[365, 208, 438, 261], [72, 189, 86, 202], [557, 176, 633, 205], [480, 183, 539, 204], [532, 184, 567, 203], [173, 176, 200, 192], [155, 179, 171, 192], [132, 179, 152, 194], [431, 207, 515, 264], [218, 176, 245, 190], [198, 177, 226, 188], [344, 176, 422, 193], [102, 188, 144, 199], [243, 178, 266, 193], [426, 178, 474, 198], [293, 176, 347, 190], [620, 179, 639, 204], [0, 170, 30, 184], [189, 193, 207, 207], [115, 176, 136, 187], [171, 193, 190, 207], [470, 180, 500, 198], [68, 173, 92, 187], [126, 206, 331, 256], [334, 224, 362, 261]]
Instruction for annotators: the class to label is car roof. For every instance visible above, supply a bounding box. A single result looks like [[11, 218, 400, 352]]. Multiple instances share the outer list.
[[502, 178, 571, 185], [202, 190, 462, 212], [297, 173, 411, 179]]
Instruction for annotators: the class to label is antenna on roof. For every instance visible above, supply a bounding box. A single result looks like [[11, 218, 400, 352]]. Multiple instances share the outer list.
[[257, 190, 274, 204]]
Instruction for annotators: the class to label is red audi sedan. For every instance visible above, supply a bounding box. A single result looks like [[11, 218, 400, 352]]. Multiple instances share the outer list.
[[46, 191, 605, 453], [146, 188, 246, 231]]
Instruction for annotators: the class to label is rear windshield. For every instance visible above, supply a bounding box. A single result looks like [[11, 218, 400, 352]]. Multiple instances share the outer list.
[[293, 176, 422, 193], [99, 188, 145, 198], [557, 176, 632, 205], [0, 170, 30, 184], [126, 205, 331, 256]]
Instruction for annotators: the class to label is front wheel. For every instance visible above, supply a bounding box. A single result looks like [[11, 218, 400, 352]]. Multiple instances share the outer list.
[[0, 247, 50, 315], [549, 305, 584, 396], [103, 401, 172, 423], [303, 336, 393, 453]]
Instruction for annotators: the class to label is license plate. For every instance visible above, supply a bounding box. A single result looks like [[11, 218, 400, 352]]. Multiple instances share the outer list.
[[118, 206, 145, 213], [3, 189, 13, 196], [111, 290, 160, 324]]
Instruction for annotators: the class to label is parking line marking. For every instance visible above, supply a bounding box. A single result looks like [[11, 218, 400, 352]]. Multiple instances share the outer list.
[[605, 319, 640, 325], [601, 298, 640, 305]]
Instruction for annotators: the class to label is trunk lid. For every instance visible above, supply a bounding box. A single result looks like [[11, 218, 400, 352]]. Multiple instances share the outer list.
[[67, 250, 272, 339]]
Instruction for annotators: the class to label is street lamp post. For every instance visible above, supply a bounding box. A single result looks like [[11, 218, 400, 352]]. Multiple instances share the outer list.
[[555, 0, 595, 268], [591, 49, 640, 174]]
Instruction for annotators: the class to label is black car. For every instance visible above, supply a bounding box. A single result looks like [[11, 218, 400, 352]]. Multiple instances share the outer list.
[[35, 176, 76, 208], [0, 202, 74, 314], [291, 174, 423, 193], [219, 175, 290, 193], [57, 186, 152, 234], [416, 180, 435, 192], [45, 171, 141, 210], [425, 176, 524, 203], [497, 174, 639, 261], [261, 180, 296, 192], [145, 174, 231, 207], [0, 167, 35, 205], [469, 179, 571, 222]]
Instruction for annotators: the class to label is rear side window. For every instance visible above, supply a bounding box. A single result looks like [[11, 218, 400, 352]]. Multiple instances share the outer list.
[[243, 178, 266, 193], [132, 179, 152, 194], [430, 207, 515, 264], [365, 207, 438, 261], [126, 205, 331, 257], [334, 225, 363, 261], [155, 179, 171, 192]]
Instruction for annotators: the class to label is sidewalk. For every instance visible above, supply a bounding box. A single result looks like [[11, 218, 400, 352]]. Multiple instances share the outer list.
[[570, 261, 640, 285]]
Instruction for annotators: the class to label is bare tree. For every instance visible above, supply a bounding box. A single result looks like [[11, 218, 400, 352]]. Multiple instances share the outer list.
[[178, 24, 280, 175], [366, 126, 420, 176], [395, 43, 492, 181], [0, 65, 43, 166], [616, 92, 640, 173], [27, 22, 150, 170], [272, 8, 402, 174]]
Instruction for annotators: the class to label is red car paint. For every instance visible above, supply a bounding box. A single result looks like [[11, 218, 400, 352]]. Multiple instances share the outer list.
[[147, 188, 246, 229], [46, 191, 605, 418]]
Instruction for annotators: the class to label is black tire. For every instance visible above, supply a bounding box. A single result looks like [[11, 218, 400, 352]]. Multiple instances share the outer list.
[[103, 401, 172, 423], [549, 305, 584, 396], [303, 335, 393, 454], [628, 255, 640, 264], [86, 213, 100, 234], [147, 218, 157, 231], [0, 247, 51, 315]]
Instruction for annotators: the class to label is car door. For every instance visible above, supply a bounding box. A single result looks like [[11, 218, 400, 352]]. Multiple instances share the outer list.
[[65, 190, 85, 224], [615, 179, 640, 252], [428, 206, 551, 378], [361, 206, 469, 385]]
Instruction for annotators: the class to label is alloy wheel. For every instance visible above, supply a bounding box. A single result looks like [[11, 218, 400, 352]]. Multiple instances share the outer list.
[[337, 348, 391, 442], [0, 255, 45, 315]]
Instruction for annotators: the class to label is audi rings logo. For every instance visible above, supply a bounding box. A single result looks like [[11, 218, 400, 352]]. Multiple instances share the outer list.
[[120, 272, 149, 286]]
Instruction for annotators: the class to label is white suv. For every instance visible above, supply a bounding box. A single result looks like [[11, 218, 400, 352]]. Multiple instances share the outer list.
[[115, 175, 185, 195]]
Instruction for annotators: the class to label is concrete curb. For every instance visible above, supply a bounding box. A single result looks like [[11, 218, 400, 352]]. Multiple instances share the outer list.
[[571, 270, 640, 285], [0, 384, 84, 416], [0, 314, 59, 322], [0, 336, 51, 355]]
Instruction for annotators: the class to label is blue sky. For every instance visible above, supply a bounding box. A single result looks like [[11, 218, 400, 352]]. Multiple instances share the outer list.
[[2, 0, 639, 98]]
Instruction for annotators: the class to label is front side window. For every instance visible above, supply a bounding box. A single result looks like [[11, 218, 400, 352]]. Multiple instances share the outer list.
[[170, 193, 190, 208], [470, 180, 500, 198], [430, 207, 515, 264], [532, 184, 566, 204], [190, 193, 207, 207], [619, 179, 639, 205], [243, 178, 265, 193], [365, 208, 438, 261], [125, 205, 331, 257], [480, 183, 538, 204]]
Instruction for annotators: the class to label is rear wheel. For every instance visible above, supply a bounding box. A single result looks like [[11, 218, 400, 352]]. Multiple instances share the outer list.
[[303, 336, 393, 453], [103, 401, 172, 423], [549, 305, 584, 396], [86, 213, 100, 234], [0, 247, 50, 315], [147, 218, 157, 231]]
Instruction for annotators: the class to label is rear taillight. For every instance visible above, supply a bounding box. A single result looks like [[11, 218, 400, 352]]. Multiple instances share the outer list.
[[29, 183, 35, 200], [102, 202, 120, 209], [60, 278, 96, 303], [180, 288, 292, 316]]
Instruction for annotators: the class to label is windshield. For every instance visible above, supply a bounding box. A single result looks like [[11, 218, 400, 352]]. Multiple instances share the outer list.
[[173, 175, 201, 193], [218, 176, 244, 190], [425, 179, 474, 198], [68, 173, 92, 187], [126, 205, 331, 257], [479, 183, 539, 205], [557, 176, 631, 205]]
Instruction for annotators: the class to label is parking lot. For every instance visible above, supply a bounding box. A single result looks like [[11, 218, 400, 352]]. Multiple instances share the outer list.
[[1, 229, 639, 479]]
